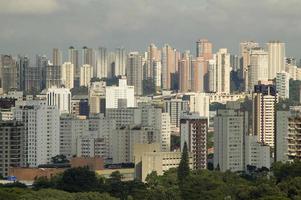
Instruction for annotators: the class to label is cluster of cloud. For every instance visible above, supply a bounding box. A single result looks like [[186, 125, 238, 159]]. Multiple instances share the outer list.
[[0, 0, 61, 15], [0, 0, 300, 57]]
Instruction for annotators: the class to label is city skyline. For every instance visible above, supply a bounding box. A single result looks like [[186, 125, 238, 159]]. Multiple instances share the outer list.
[[0, 0, 300, 58]]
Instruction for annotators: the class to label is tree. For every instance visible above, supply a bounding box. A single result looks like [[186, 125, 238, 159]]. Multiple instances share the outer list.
[[178, 141, 190, 183], [56, 167, 100, 192]]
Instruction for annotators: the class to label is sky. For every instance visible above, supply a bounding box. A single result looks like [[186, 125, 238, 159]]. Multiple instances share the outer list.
[[0, 0, 300, 59]]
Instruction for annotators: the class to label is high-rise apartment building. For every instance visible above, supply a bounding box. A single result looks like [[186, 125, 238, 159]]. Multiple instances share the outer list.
[[180, 112, 207, 169], [17, 56, 29, 91], [105, 78, 135, 109], [46, 87, 71, 114], [215, 48, 230, 93], [60, 114, 89, 159], [96, 47, 108, 79], [0, 121, 25, 177], [68, 47, 80, 80], [208, 59, 216, 92], [196, 39, 213, 60], [214, 108, 245, 172], [247, 48, 269, 92], [161, 44, 177, 90], [46, 64, 61, 89], [126, 52, 143, 96], [276, 107, 301, 162], [82, 47, 95, 67], [191, 59, 203, 92], [115, 47, 126, 76], [164, 98, 190, 130], [267, 41, 285, 79], [0, 55, 18, 93], [240, 41, 259, 91], [276, 71, 290, 99], [80, 64, 93, 87], [52, 48, 62, 66], [61, 62, 74, 89], [179, 52, 191, 92], [252, 81, 278, 147], [189, 93, 210, 120], [13, 102, 60, 167], [89, 81, 106, 114]]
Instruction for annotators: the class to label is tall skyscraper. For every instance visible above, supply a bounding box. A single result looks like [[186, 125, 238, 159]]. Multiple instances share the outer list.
[[180, 112, 207, 169], [196, 39, 213, 60], [252, 81, 278, 147], [17, 56, 29, 91], [126, 52, 143, 96], [146, 44, 161, 79], [267, 41, 285, 79], [61, 62, 74, 89], [52, 48, 62, 66], [276, 107, 301, 162], [208, 59, 216, 92], [276, 71, 290, 99], [68, 46, 80, 80], [240, 41, 259, 91], [0, 55, 18, 93], [0, 121, 25, 177], [179, 51, 191, 92], [46, 64, 61, 89], [191, 59, 203, 92], [80, 64, 93, 87], [215, 48, 230, 93], [162, 44, 176, 90], [214, 106, 244, 172], [14, 102, 60, 167], [82, 46, 95, 67], [196, 39, 213, 91], [115, 47, 126, 76], [96, 47, 108, 79], [247, 48, 269, 92]]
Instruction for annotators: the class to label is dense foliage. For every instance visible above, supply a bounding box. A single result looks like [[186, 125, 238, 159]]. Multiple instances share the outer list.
[[3, 162, 301, 199]]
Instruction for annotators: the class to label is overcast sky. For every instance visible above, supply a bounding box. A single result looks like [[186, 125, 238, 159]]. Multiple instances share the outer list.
[[0, 0, 300, 59]]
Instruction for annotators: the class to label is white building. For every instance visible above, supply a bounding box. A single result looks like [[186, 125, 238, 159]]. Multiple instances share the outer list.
[[80, 64, 93, 87], [214, 109, 244, 172], [208, 59, 216, 92], [153, 61, 161, 90], [189, 93, 210, 120], [89, 81, 106, 114], [161, 113, 171, 151], [164, 98, 189, 130], [215, 48, 230, 94], [96, 47, 108, 79], [46, 87, 71, 114], [276, 71, 290, 99], [59, 114, 89, 159], [267, 41, 285, 79], [285, 64, 297, 80], [13, 102, 60, 167], [111, 127, 161, 163], [245, 135, 271, 169], [247, 48, 269, 92], [105, 78, 135, 109], [61, 62, 74, 89], [115, 47, 126, 76]]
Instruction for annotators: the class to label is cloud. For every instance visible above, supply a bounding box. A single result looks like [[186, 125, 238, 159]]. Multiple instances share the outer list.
[[0, 0, 300, 58], [0, 0, 61, 15]]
